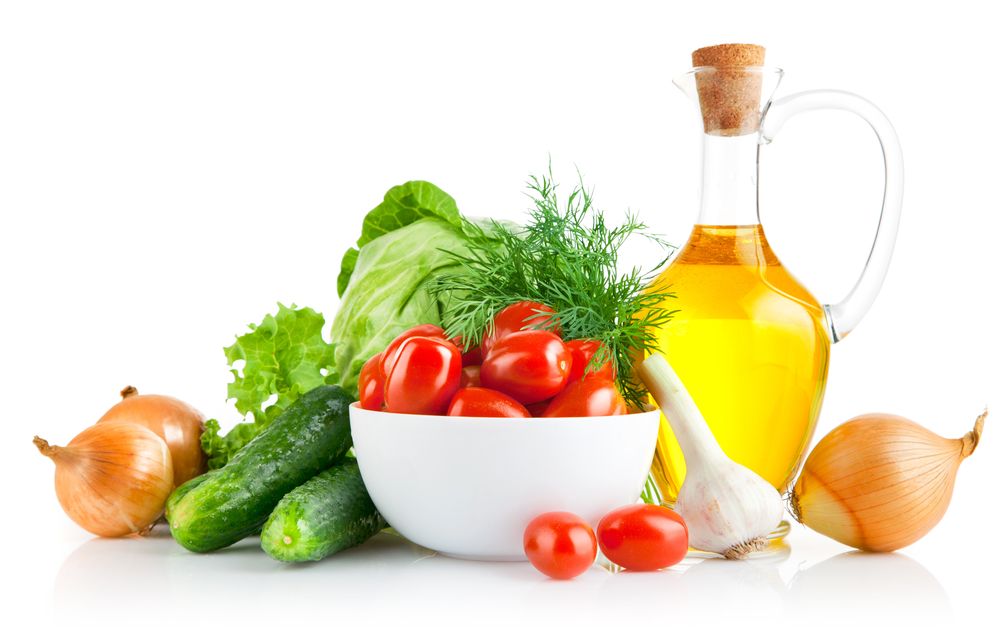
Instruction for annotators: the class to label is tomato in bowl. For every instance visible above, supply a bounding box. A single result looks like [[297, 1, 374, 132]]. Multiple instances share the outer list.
[[351, 312, 657, 560]]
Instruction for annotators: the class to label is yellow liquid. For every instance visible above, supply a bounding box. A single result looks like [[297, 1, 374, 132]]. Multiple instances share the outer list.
[[645, 225, 830, 502]]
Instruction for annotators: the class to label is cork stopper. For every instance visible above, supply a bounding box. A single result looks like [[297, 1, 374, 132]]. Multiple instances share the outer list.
[[691, 43, 766, 136]]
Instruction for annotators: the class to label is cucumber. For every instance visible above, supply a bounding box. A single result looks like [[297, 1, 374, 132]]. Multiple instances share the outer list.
[[167, 385, 354, 552], [261, 459, 385, 562], [165, 469, 216, 519]]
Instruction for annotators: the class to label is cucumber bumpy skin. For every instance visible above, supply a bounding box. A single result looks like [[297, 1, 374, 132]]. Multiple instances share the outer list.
[[165, 469, 216, 519], [167, 386, 354, 552], [261, 459, 386, 562]]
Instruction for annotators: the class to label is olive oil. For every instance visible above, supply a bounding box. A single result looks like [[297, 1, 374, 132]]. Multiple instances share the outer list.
[[647, 43, 904, 507], [646, 225, 830, 502]]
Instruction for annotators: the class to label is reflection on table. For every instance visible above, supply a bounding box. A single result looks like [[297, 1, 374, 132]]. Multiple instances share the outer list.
[[53, 526, 952, 627]]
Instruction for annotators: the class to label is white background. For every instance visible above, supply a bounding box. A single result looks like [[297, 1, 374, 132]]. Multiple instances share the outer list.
[[2, 1, 998, 628]]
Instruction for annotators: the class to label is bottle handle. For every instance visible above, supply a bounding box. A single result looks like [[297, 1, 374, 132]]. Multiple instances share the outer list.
[[760, 90, 903, 343]]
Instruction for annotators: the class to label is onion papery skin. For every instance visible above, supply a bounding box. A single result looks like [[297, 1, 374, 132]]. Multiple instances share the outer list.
[[98, 387, 206, 486], [791, 412, 984, 552], [36, 422, 174, 537]]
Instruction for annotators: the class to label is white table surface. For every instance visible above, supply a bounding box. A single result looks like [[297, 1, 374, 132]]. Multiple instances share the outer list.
[[13, 512, 994, 630]]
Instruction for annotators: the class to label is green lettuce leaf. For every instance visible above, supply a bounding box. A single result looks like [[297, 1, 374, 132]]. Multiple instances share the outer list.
[[201, 304, 336, 469], [337, 181, 467, 297]]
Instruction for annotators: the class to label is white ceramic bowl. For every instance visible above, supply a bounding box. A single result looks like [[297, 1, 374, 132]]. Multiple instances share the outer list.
[[349, 404, 660, 561]]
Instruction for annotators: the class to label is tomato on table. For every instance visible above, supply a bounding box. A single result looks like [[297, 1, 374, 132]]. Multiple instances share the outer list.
[[380, 324, 451, 379], [597, 504, 688, 571], [447, 387, 531, 418], [565, 339, 616, 383], [482, 301, 559, 356], [523, 512, 597, 580], [383, 336, 462, 415], [480, 330, 572, 405], [358, 352, 385, 411], [543, 378, 626, 417]]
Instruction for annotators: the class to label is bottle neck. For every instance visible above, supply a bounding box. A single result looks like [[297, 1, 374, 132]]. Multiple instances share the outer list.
[[696, 133, 760, 226]]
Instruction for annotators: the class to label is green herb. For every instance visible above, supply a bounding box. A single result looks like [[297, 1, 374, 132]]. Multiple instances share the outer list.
[[641, 474, 665, 505], [201, 304, 336, 469], [434, 171, 676, 409]]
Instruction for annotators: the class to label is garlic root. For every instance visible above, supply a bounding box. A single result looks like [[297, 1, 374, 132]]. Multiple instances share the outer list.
[[724, 538, 768, 560]]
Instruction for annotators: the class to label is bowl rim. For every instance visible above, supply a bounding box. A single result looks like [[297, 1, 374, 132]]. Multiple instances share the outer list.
[[349, 401, 659, 425]]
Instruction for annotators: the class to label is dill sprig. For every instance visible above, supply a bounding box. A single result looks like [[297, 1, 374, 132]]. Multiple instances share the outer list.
[[434, 171, 677, 409]]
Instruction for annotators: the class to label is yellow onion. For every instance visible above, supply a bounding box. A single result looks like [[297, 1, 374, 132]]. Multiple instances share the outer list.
[[97, 386, 206, 486], [35, 422, 174, 537], [790, 411, 985, 552]]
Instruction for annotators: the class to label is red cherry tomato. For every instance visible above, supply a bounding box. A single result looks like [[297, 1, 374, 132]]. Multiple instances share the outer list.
[[380, 324, 450, 379], [460, 365, 481, 388], [543, 378, 626, 417], [480, 330, 572, 405], [462, 346, 483, 366], [566, 339, 616, 383], [523, 512, 597, 580], [482, 301, 559, 357], [447, 387, 531, 418], [383, 337, 462, 415], [358, 352, 385, 411], [597, 504, 688, 571], [451, 336, 483, 366]]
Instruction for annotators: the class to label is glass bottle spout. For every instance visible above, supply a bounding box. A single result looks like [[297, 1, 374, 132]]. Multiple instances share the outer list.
[[674, 67, 784, 227]]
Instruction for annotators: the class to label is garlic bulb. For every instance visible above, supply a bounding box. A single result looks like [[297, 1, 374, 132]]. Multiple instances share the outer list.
[[791, 411, 985, 552], [638, 354, 783, 559]]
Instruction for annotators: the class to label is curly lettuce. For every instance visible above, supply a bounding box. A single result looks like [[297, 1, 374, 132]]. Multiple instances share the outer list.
[[201, 304, 336, 469]]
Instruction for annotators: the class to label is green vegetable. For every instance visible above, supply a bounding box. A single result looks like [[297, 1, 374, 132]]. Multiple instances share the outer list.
[[435, 171, 676, 409], [165, 469, 216, 518], [168, 385, 353, 553], [261, 459, 385, 562], [329, 181, 500, 394], [337, 180, 475, 296], [200, 304, 336, 468]]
